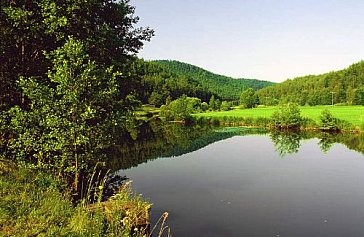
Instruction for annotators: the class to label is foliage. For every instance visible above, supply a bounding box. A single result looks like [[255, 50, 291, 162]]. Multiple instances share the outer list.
[[148, 91, 165, 107], [3, 38, 130, 186], [95, 58, 274, 109], [0, 0, 153, 110], [209, 95, 216, 110], [201, 102, 209, 111], [215, 99, 221, 111], [220, 101, 231, 111], [160, 95, 197, 122], [186, 97, 202, 112], [195, 105, 364, 128], [257, 61, 364, 106], [319, 109, 340, 131], [153, 60, 275, 100], [239, 88, 259, 108], [271, 103, 302, 129], [0, 1, 156, 235], [129, 59, 215, 105]]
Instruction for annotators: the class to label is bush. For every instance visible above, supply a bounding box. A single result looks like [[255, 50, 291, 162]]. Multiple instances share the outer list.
[[319, 109, 340, 131], [220, 101, 231, 111], [271, 103, 302, 129], [201, 102, 209, 111], [319, 109, 354, 131], [159, 95, 193, 122]]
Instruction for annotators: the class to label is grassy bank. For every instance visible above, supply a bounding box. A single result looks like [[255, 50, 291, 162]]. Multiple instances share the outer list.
[[0, 160, 150, 237], [195, 105, 364, 128]]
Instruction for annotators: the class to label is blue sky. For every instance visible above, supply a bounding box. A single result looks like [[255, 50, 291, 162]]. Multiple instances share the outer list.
[[133, 0, 364, 82]]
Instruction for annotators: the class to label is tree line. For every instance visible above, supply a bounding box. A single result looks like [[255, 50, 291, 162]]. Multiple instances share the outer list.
[[153, 60, 275, 100], [0, 0, 153, 190], [129, 59, 215, 106], [257, 61, 364, 106]]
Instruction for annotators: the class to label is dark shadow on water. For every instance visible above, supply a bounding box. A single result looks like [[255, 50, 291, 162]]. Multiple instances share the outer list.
[[105, 121, 364, 173], [104, 121, 267, 171]]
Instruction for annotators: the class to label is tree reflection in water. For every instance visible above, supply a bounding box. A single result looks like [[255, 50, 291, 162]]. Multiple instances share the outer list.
[[106, 121, 364, 172], [270, 131, 302, 157], [270, 130, 364, 157]]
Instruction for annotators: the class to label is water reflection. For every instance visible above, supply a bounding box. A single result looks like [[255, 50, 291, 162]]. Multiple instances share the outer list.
[[319, 133, 336, 153], [270, 131, 301, 156], [121, 128, 364, 237], [105, 121, 266, 171], [270, 130, 364, 157], [107, 121, 364, 172]]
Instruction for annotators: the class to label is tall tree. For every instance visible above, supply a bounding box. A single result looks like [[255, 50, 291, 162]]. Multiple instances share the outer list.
[[4, 38, 131, 187], [0, 0, 154, 109], [240, 88, 259, 108], [209, 95, 216, 110]]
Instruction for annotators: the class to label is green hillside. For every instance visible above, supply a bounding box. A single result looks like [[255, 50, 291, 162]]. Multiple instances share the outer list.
[[131, 59, 216, 106], [257, 61, 364, 105], [153, 60, 275, 100]]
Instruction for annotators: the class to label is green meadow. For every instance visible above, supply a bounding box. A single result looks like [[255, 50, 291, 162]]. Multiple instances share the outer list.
[[195, 106, 364, 126]]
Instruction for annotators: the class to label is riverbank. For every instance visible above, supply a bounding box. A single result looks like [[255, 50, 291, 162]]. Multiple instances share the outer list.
[[0, 160, 150, 236], [194, 105, 364, 132]]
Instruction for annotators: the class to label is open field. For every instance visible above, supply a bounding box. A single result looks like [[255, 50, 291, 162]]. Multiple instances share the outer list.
[[195, 106, 364, 126]]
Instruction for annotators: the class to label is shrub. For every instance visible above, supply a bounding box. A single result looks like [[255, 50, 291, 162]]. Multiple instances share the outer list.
[[220, 101, 231, 111], [319, 109, 340, 131], [201, 102, 209, 111], [159, 95, 193, 122], [271, 103, 302, 129]]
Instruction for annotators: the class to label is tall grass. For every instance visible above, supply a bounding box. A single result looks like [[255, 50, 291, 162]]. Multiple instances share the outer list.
[[0, 160, 153, 236]]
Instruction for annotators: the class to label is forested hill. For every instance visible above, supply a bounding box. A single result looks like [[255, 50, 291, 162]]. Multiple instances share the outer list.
[[131, 59, 215, 106], [257, 61, 364, 106], [152, 60, 275, 100]]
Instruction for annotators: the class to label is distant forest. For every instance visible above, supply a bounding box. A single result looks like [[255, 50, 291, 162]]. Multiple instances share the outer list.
[[154, 60, 275, 100], [130, 59, 274, 107], [131, 59, 364, 108], [257, 61, 364, 106], [130, 59, 214, 106]]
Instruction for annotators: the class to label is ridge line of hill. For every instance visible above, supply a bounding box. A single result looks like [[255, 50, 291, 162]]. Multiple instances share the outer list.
[[257, 60, 364, 105], [150, 59, 275, 100]]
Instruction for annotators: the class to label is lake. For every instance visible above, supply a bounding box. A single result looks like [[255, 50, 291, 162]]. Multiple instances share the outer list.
[[115, 124, 364, 237]]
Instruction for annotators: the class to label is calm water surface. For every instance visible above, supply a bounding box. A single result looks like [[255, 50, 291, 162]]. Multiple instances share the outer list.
[[118, 131, 364, 237]]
